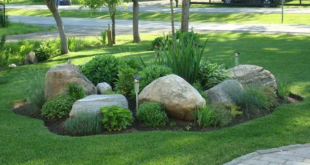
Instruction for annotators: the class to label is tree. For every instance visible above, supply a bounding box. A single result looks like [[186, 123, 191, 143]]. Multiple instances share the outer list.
[[181, 0, 190, 32], [80, 0, 126, 45], [132, 0, 141, 43], [45, 0, 69, 54], [169, 0, 175, 41]]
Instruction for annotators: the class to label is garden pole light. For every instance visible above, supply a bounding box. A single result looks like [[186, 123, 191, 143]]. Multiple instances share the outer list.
[[67, 58, 71, 64], [235, 52, 239, 66], [133, 75, 141, 109]]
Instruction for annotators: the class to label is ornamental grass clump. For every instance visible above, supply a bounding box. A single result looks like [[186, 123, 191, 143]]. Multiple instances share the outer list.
[[65, 112, 102, 135], [156, 31, 208, 84], [136, 102, 168, 127], [192, 105, 216, 128]]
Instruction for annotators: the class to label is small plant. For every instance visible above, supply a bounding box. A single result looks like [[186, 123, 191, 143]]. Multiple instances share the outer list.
[[136, 102, 168, 127], [277, 81, 291, 101], [185, 125, 191, 131], [41, 94, 75, 119], [35, 42, 60, 61], [66, 83, 86, 101], [210, 103, 233, 127], [68, 37, 77, 52], [151, 36, 164, 49], [80, 55, 120, 88], [192, 105, 216, 128], [198, 61, 230, 90], [169, 121, 177, 127], [100, 106, 133, 131], [99, 30, 108, 47], [65, 112, 102, 135], [226, 104, 243, 119]]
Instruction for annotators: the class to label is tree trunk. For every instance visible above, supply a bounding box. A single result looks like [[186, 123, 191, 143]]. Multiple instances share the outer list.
[[170, 0, 175, 41], [109, 7, 116, 45], [132, 0, 141, 43], [181, 0, 190, 32], [45, 0, 69, 54]]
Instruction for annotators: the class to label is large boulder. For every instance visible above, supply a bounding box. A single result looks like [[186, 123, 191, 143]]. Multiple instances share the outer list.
[[24, 51, 38, 64], [229, 65, 277, 92], [138, 74, 206, 121], [69, 94, 128, 117], [45, 64, 96, 100], [205, 80, 244, 105], [96, 82, 112, 94]]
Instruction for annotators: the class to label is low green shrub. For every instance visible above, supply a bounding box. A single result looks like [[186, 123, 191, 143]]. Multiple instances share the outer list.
[[100, 106, 133, 131], [65, 112, 102, 135], [41, 94, 75, 119], [35, 42, 60, 61], [227, 86, 271, 117], [151, 36, 164, 49], [198, 61, 230, 90], [176, 30, 199, 46], [138, 65, 172, 91], [210, 103, 233, 127], [192, 105, 216, 128], [80, 55, 120, 88], [99, 30, 107, 47], [66, 83, 86, 101], [136, 102, 168, 127]]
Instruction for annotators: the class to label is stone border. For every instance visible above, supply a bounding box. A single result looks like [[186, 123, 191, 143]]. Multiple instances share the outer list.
[[223, 143, 310, 165]]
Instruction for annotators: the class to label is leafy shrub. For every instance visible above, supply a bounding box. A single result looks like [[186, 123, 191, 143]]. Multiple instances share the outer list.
[[139, 65, 172, 91], [136, 102, 168, 127], [66, 83, 86, 101], [0, 35, 9, 70], [100, 105, 133, 131], [210, 103, 233, 127], [41, 94, 75, 119], [151, 36, 164, 49], [65, 112, 102, 135], [80, 55, 120, 88], [198, 61, 230, 90], [35, 42, 60, 61], [115, 59, 142, 95], [192, 105, 216, 128], [99, 30, 108, 47], [176, 30, 199, 46], [157, 31, 208, 84], [227, 86, 271, 117]]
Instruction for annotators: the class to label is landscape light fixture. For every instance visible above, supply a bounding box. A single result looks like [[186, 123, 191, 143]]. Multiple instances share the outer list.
[[67, 58, 71, 64], [133, 75, 141, 109], [235, 52, 239, 66]]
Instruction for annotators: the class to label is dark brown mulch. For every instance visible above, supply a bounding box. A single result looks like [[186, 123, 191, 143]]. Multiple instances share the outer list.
[[11, 94, 303, 136]]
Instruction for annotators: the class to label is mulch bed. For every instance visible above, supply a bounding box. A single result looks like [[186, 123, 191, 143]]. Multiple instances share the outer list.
[[11, 94, 303, 136]]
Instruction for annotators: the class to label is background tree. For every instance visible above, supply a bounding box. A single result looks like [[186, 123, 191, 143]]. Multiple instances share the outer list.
[[181, 0, 190, 32], [45, 0, 69, 54], [80, 0, 126, 44], [132, 0, 141, 43]]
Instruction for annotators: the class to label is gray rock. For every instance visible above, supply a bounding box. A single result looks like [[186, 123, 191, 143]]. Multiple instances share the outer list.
[[139, 74, 205, 121], [45, 64, 96, 100], [205, 80, 244, 105], [229, 65, 277, 92], [69, 94, 128, 117], [24, 51, 38, 64], [96, 82, 112, 94]]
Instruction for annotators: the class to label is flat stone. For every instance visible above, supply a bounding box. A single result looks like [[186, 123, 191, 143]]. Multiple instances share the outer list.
[[259, 156, 286, 164], [69, 94, 128, 117]]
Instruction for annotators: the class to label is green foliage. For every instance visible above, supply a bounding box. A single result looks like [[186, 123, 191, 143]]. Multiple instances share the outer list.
[[0, 35, 9, 70], [198, 61, 230, 90], [228, 86, 271, 117], [67, 37, 81, 52], [80, 55, 120, 88], [35, 42, 60, 61], [41, 94, 75, 119], [192, 82, 208, 100], [192, 105, 216, 128], [151, 36, 164, 49], [65, 112, 102, 135], [66, 83, 86, 101], [226, 104, 243, 119], [115, 58, 142, 95], [20, 69, 46, 111], [169, 121, 177, 127], [277, 81, 291, 101], [210, 103, 233, 127], [99, 30, 108, 47], [156, 32, 208, 84], [139, 65, 172, 91], [136, 102, 168, 127], [100, 105, 133, 132], [175, 30, 199, 46]]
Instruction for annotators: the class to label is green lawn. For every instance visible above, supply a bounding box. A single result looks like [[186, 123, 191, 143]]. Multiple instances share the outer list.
[[7, 8, 310, 24], [1, 33, 310, 164], [0, 22, 55, 36]]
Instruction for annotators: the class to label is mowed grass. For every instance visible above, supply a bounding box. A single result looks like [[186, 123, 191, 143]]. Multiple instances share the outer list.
[[0, 22, 55, 36], [7, 8, 310, 24], [1, 33, 310, 165]]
